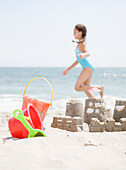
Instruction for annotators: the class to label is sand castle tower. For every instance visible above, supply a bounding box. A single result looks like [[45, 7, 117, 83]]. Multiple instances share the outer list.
[[84, 99, 112, 124], [65, 98, 84, 119], [113, 100, 126, 122]]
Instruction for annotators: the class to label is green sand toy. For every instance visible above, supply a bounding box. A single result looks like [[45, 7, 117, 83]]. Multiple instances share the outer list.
[[13, 109, 46, 138]]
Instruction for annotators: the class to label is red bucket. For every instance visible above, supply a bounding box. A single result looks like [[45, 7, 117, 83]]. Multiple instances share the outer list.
[[22, 77, 53, 122], [22, 96, 50, 122], [8, 103, 43, 139]]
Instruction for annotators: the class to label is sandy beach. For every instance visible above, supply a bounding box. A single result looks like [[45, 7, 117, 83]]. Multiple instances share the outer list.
[[0, 111, 126, 170], [1, 0, 126, 169]]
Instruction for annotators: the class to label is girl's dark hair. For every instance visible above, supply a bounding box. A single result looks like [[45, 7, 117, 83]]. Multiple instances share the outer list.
[[75, 24, 87, 38]]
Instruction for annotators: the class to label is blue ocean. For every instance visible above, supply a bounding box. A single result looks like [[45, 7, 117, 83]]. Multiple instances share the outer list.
[[0, 67, 126, 113]]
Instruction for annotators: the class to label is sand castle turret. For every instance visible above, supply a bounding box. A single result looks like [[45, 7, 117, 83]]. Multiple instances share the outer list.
[[84, 99, 112, 124], [65, 99, 84, 119], [113, 100, 126, 122]]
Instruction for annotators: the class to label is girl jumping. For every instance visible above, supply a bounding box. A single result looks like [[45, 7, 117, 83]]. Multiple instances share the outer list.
[[62, 24, 104, 99]]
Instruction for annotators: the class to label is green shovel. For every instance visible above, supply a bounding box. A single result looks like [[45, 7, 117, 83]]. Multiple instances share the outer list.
[[13, 109, 46, 138]]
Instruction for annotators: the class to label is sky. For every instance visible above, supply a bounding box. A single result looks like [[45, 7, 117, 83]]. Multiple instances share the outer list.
[[0, 0, 126, 67]]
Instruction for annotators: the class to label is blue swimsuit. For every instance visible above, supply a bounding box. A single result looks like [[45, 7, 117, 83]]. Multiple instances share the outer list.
[[75, 46, 95, 72]]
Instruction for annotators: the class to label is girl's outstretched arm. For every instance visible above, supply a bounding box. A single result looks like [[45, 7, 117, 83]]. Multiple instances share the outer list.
[[62, 60, 79, 75]]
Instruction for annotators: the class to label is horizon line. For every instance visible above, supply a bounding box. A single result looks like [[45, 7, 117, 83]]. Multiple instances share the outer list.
[[0, 66, 126, 68]]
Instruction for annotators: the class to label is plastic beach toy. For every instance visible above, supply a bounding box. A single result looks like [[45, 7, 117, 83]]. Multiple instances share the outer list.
[[13, 109, 46, 137], [22, 77, 53, 122], [8, 103, 43, 138], [88, 87, 101, 93]]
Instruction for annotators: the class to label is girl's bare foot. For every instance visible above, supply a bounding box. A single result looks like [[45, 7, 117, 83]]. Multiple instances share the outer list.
[[100, 85, 104, 98]]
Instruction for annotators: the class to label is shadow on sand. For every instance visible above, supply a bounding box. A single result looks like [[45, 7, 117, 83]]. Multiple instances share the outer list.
[[2, 136, 20, 143]]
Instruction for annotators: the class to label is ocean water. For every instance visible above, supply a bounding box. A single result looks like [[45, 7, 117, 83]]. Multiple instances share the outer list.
[[0, 67, 126, 113]]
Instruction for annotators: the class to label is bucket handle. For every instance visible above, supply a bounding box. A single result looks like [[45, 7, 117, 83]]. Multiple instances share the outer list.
[[23, 77, 53, 105]]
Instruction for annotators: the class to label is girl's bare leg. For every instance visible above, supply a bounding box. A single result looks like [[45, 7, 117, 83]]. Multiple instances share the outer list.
[[75, 68, 104, 98], [83, 74, 95, 98], [75, 68, 95, 98]]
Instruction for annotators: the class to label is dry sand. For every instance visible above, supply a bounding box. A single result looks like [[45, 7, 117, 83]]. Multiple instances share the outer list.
[[0, 112, 126, 170]]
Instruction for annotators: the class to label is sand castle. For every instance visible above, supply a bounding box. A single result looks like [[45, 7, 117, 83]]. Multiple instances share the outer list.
[[51, 98, 126, 132], [51, 116, 83, 132], [51, 99, 83, 132], [89, 118, 126, 132], [84, 99, 112, 124]]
